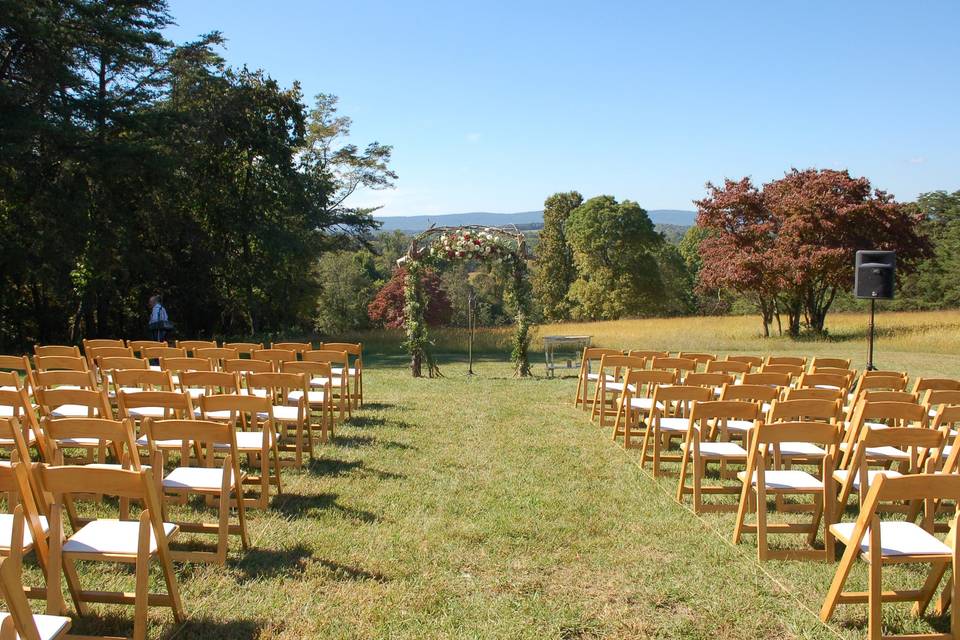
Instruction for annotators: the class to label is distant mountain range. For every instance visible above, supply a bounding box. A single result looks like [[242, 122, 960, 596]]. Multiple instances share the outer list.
[[374, 209, 696, 232]]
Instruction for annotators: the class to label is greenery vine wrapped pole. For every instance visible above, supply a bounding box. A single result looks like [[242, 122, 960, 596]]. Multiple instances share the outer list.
[[399, 225, 533, 378]]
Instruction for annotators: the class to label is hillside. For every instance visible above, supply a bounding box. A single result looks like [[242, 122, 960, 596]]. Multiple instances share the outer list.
[[375, 209, 696, 232]]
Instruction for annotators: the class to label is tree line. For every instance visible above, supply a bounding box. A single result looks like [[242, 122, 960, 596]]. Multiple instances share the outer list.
[[0, 0, 393, 350]]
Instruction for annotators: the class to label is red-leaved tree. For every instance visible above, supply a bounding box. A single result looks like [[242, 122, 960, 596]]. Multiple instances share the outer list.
[[367, 267, 452, 329], [696, 169, 930, 337]]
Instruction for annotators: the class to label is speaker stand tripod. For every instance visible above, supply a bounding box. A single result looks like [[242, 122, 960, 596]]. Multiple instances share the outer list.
[[866, 298, 877, 371]]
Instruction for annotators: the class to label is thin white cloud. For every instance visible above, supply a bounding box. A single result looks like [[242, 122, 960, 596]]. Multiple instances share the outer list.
[[907, 156, 926, 165], [465, 132, 482, 143]]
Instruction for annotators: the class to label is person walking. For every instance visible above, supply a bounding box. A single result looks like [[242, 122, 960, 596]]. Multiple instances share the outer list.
[[148, 294, 172, 342]]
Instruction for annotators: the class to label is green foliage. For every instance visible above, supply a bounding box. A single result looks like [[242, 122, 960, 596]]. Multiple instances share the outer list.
[[0, 0, 389, 348], [565, 196, 666, 320], [531, 191, 582, 321], [314, 251, 376, 334]]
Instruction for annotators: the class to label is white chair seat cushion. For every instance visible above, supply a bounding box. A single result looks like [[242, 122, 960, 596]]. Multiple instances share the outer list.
[[50, 404, 100, 418], [127, 406, 169, 419], [942, 444, 953, 459], [602, 381, 634, 393], [681, 441, 748, 459], [0, 612, 71, 640], [135, 434, 186, 448], [737, 469, 822, 491], [331, 367, 357, 376], [863, 445, 910, 461], [56, 436, 99, 447], [656, 417, 689, 433], [0, 407, 13, 418], [0, 513, 49, 549], [773, 442, 827, 458], [239, 388, 269, 397], [195, 408, 232, 420], [830, 521, 951, 557], [215, 431, 267, 450], [261, 405, 300, 422], [287, 390, 326, 404], [0, 429, 36, 446], [162, 467, 234, 491], [185, 388, 206, 399], [586, 373, 614, 382], [724, 419, 755, 434], [832, 469, 902, 490], [63, 519, 177, 555], [629, 397, 663, 411]]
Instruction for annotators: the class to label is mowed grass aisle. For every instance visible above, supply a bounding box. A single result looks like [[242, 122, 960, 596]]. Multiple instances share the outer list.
[[143, 356, 838, 639]]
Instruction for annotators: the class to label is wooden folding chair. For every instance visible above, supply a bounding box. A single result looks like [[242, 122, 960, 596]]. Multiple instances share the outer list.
[[118, 390, 193, 456], [174, 340, 218, 357], [705, 359, 750, 381], [726, 354, 763, 370], [820, 474, 960, 639], [160, 357, 212, 377], [685, 372, 734, 399], [199, 394, 281, 509], [765, 398, 843, 459], [759, 362, 804, 381], [84, 346, 133, 372], [733, 420, 840, 561], [650, 357, 698, 383], [32, 357, 87, 375], [193, 348, 238, 371], [321, 342, 364, 408], [246, 372, 310, 468], [914, 377, 960, 397], [676, 400, 759, 513], [638, 385, 712, 476], [222, 342, 263, 358], [271, 342, 312, 358], [252, 349, 296, 372], [39, 465, 185, 639], [612, 369, 676, 448], [178, 370, 241, 406], [797, 372, 850, 396], [574, 348, 622, 410], [0, 356, 34, 396], [742, 371, 791, 388], [33, 346, 80, 359], [767, 355, 807, 368], [590, 355, 646, 427], [127, 340, 166, 358], [0, 460, 50, 597], [303, 350, 351, 421], [626, 350, 669, 362], [810, 356, 851, 370], [142, 347, 185, 365], [143, 418, 249, 564], [718, 383, 781, 443], [82, 338, 125, 351], [35, 385, 111, 421], [0, 554, 71, 639], [223, 358, 273, 377], [835, 427, 943, 510], [678, 352, 717, 371], [0, 376, 47, 461], [282, 361, 334, 445], [786, 386, 845, 402], [839, 400, 928, 469]]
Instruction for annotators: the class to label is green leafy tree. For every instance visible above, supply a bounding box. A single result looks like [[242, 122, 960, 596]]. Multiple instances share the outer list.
[[314, 251, 376, 334], [532, 191, 582, 320], [565, 196, 665, 320]]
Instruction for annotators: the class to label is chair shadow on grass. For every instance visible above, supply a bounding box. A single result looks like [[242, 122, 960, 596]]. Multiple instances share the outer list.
[[317, 558, 389, 583], [345, 415, 413, 431], [232, 543, 313, 581], [271, 491, 380, 523], [307, 456, 404, 480], [333, 433, 416, 451], [172, 618, 267, 639], [356, 402, 394, 410]]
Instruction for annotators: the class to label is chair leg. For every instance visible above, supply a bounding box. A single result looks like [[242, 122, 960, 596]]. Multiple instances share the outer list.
[[867, 523, 882, 640], [134, 515, 151, 640], [732, 484, 752, 545]]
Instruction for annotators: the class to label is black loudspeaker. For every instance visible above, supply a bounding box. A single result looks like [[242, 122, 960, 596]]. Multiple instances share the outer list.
[[854, 250, 896, 299]]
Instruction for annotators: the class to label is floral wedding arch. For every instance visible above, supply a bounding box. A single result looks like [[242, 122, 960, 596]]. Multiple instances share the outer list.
[[397, 225, 533, 378]]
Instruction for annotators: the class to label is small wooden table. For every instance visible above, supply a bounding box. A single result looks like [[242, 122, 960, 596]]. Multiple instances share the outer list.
[[543, 335, 592, 378]]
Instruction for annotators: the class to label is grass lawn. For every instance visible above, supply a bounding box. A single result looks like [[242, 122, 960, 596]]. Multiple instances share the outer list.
[[24, 310, 960, 638]]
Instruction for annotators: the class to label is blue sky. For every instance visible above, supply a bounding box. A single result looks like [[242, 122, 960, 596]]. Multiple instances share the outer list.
[[165, 1, 960, 217]]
